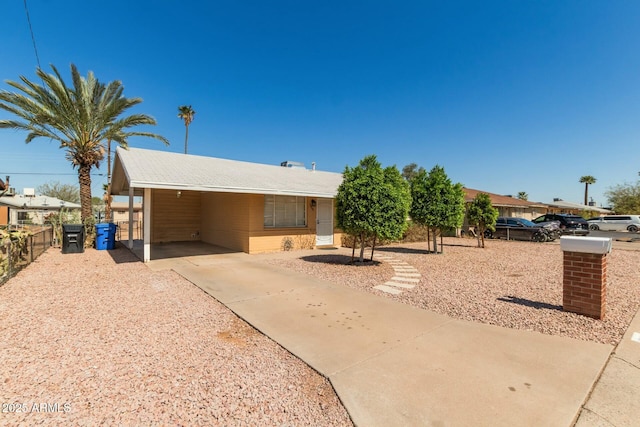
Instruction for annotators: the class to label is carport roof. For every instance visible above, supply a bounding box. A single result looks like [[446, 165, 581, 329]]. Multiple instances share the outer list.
[[111, 147, 344, 198]]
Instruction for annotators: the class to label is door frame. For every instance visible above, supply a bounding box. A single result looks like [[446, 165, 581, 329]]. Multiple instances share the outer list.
[[315, 198, 334, 246]]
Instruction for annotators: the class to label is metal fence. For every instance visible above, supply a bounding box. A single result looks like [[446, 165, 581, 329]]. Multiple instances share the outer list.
[[0, 226, 53, 286], [115, 220, 142, 241]]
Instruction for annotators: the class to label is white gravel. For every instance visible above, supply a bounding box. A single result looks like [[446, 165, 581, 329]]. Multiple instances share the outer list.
[[0, 248, 352, 426], [263, 238, 640, 346]]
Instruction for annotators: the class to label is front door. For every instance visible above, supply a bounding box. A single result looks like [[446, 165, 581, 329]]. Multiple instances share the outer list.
[[316, 198, 334, 246]]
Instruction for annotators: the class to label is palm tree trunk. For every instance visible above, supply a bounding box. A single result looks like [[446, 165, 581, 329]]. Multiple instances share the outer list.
[[184, 124, 189, 154], [106, 139, 112, 222], [584, 184, 589, 205], [78, 164, 93, 222], [104, 193, 112, 223]]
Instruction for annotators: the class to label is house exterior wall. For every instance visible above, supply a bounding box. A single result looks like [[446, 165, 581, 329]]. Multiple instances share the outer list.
[[112, 209, 142, 222], [200, 192, 253, 252], [0, 206, 8, 225], [148, 190, 341, 253], [247, 196, 328, 254], [496, 207, 547, 220], [200, 192, 340, 254], [151, 189, 201, 243]]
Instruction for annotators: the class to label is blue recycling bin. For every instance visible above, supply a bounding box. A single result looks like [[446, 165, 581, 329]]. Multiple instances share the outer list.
[[95, 223, 117, 250]]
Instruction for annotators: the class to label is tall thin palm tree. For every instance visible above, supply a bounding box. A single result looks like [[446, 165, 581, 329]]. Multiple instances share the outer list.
[[178, 105, 196, 154], [0, 64, 169, 222], [579, 175, 597, 205], [517, 191, 528, 201]]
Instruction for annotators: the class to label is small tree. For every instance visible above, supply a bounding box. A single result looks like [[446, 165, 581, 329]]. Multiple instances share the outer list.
[[36, 181, 80, 204], [517, 191, 528, 201], [605, 182, 640, 213], [370, 165, 411, 259], [336, 155, 410, 263], [401, 163, 425, 181], [410, 165, 465, 253], [467, 193, 498, 248]]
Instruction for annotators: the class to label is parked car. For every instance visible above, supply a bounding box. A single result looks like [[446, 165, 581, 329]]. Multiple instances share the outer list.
[[587, 215, 640, 232], [534, 220, 563, 241], [485, 217, 550, 242], [532, 214, 589, 236]]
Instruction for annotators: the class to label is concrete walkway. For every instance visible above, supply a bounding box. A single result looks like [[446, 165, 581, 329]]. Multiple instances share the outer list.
[[144, 250, 622, 427], [576, 308, 640, 426]]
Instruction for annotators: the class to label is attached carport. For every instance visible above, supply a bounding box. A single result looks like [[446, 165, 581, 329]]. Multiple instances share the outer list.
[[110, 147, 343, 262]]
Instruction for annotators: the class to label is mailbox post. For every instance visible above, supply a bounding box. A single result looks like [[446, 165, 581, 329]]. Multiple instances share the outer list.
[[560, 236, 612, 319]]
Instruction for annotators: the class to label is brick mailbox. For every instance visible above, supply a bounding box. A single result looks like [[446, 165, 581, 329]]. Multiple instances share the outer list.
[[560, 236, 612, 319]]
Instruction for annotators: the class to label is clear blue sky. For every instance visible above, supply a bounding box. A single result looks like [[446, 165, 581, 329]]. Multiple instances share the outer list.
[[1, 1, 639, 206]]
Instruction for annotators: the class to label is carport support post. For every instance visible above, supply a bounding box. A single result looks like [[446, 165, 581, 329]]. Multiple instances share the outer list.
[[560, 236, 611, 320], [143, 188, 151, 263], [128, 186, 134, 250]]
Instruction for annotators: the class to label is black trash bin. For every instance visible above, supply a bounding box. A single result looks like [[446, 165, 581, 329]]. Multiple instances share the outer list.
[[62, 224, 85, 254]]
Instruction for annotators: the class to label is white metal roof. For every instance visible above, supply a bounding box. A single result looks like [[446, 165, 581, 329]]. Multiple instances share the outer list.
[[0, 194, 81, 209], [110, 147, 344, 198], [546, 200, 612, 213]]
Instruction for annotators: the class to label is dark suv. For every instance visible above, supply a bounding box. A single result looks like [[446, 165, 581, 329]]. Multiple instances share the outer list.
[[532, 214, 589, 236]]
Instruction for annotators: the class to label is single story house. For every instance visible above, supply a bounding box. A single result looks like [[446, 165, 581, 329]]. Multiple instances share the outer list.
[[545, 199, 612, 216], [110, 201, 142, 223], [0, 194, 81, 226], [110, 147, 344, 262], [463, 188, 549, 221]]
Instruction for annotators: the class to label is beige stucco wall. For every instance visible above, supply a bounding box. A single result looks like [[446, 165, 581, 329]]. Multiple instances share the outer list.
[[200, 193, 340, 253], [200, 192, 253, 252], [152, 191, 340, 253], [151, 189, 201, 243]]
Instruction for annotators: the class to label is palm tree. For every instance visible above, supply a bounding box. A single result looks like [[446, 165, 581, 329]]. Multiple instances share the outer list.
[[0, 64, 168, 222], [177, 105, 196, 154], [517, 191, 528, 201], [579, 175, 597, 205]]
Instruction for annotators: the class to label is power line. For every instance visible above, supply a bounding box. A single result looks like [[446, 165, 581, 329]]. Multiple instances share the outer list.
[[0, 172, 106, 176], [23, 0, 42, 70]]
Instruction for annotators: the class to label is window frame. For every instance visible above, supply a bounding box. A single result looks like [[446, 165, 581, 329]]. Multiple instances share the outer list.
[[264, 195, 307, 228]]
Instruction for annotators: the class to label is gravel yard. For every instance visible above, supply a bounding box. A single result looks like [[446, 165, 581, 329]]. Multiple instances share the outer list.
[[262, 238, 640, 346], [0, 248, 352, 426]]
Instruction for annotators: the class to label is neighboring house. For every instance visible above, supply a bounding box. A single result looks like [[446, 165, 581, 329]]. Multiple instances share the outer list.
[[0, 194, 81, 225], [110, 147, 343, 261], [463, 188, 548, 221], [110, 201, 143, 240], [110, 201, 142, 223], [545, 199, 612, 216]]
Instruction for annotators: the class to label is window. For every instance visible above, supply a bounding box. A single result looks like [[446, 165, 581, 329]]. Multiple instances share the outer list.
[[264, 195, 306, 228]]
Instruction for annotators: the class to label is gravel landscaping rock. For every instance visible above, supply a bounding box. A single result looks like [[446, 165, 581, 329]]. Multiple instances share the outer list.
[[263, 238, 640, 346], [0, 248, 352, 426]]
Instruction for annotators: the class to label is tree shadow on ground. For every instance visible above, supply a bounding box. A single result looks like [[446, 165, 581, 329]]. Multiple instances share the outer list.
[[497, 295, 562, 311], [300, 254, 382, 266], [376, 242, 476, 255], [376, 246, 434, 255]]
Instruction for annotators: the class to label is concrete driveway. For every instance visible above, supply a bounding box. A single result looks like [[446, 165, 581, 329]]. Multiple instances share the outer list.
[[145, 246, 616, 426]]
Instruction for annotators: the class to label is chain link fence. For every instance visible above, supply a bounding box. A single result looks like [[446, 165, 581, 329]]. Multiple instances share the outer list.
[[1, 226, 53, 286]]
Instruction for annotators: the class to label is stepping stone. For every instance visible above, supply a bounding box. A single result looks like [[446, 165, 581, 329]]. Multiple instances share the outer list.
[[373, 285, 403, 295], [395, 273, 421, 277], [393, 267, 418, 271], [390, 276, 420, 283], [384, 281, 415, 289]]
